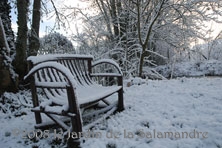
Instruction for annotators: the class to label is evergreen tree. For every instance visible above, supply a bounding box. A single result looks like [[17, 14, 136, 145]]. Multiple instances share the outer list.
[[13, 0, 29, 83], [0, 0, 18, 95]]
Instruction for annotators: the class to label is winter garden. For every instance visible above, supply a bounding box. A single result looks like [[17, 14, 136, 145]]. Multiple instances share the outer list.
[[0, 0, 222, 148]]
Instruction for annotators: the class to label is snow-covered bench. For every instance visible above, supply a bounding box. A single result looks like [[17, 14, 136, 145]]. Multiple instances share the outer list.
[[24, 54, 124, 145]]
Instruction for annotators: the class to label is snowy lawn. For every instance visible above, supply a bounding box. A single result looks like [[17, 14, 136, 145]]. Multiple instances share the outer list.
[[0, 77, 222, 148]]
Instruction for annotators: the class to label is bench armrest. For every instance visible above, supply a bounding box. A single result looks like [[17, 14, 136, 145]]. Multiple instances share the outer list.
[[90, 73, 122, 77], [92, 59, 122, 75], [24, 62, 77, 88]]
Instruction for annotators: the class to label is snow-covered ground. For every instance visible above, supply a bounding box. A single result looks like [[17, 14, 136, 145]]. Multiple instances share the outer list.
[[0, 77, 222, 148]]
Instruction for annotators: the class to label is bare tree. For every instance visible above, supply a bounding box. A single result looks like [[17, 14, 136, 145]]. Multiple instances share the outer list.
[[135, 0, 166, 77], [26, 0, 222, 78]]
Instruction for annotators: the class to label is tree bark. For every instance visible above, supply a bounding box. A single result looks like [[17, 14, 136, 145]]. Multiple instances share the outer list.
[[28, 0, 41, 56], [96, 0, 114, 40], [137, 0, 165, 77], [0, 17, 13, 94], [14, 0, 29, 82], [0, 0, 18, 94], [110, 0, 119, 38]]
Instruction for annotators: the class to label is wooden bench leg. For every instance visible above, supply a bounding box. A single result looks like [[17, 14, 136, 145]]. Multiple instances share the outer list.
[[70, 113, 82, 133], [117, 77, 124, 111], [118, 88, 124, 111], [67, 138, 81, 148], [30, 82, 42, 124], [34, 112, 42, 124], [67, 114, 82, 148], [67, 86, 83, 147]]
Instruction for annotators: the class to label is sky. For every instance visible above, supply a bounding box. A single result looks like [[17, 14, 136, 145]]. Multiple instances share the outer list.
[[10, 0, 91, 38], [10, 0, 222, 46]]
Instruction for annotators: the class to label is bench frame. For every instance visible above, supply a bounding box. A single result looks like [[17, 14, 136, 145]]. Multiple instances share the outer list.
[[25, 54, 124, 146]]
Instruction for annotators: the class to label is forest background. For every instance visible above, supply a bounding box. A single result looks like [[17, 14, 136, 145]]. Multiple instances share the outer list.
[[0, 0, 222, 95]]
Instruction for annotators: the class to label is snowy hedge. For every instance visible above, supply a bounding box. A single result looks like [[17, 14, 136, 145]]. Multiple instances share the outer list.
[[157, 60, 222, 78], [144, 60, 222, 79]]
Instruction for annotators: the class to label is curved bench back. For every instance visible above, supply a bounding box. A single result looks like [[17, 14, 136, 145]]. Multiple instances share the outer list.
[[28, 54, 94, 86], [27, 54, 94, 103]]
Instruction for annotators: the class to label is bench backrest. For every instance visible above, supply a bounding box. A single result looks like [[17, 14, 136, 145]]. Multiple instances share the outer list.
[[27, 54, 94, 103], [28, 54, 94, 86]]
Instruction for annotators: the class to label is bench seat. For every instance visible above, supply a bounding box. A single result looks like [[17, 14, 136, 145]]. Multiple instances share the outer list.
[[78, 85, 122, 107], [40, 84, 122, 108]]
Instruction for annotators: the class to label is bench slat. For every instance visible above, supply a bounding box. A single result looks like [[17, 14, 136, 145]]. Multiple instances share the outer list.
[[35, 82, 69, 88], [34, 117, 71, 129], [79, 85, 122, 108], [32, 106, 75, 117], [83, 106, 117, 130], [81, 59, 93, 84], [79, 60, 89, 85], [91, 73, 122, 77], [68, 60, 83, 85], [73, 59, 86, 85], [46, 113, 70, 130]]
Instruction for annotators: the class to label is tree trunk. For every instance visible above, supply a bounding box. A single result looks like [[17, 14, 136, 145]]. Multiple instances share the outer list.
[[138, 50, 145, 78], [110, 0, 119, 38], [14, 0, 29, 82], [136, 0, 165, 77], [28, 0, 41, 56], [0, 0, 18, 95], [0, 17, 15, 95], [96, 0, 114, 40]]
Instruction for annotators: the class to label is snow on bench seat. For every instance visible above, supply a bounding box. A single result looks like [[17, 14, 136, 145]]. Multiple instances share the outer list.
[[28, 54, 93, 65], [77, 85, 121, 106], [46, 84, 122, 107]]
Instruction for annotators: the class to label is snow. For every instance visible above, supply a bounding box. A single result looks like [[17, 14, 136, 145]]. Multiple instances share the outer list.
[[92, 59, 123, 75], [145, 60, 222, 79], [1, 77, 222, 147], [77, 85, 122, 105], [35, 81, 69, 88], [0, 17, 10, 53], [27, 54, 93, 64], [24, 61, 78, 88]]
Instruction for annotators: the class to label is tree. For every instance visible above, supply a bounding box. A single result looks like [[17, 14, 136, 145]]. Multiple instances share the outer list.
[[13, 0, 41, 84], [0, 0, 80, 94], [39, 32, 75, 54], [28, 0, 41, 56], [77, 0, 222, 77], [13, 0, 29, 82], [135, 0, 166, 77], [0, 0, 18, 95]]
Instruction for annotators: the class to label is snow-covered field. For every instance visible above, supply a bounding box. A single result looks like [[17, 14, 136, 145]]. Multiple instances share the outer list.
[[0, 77, 222, 148]]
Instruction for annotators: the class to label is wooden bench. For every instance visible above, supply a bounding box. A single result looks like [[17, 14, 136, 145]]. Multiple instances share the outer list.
[[24, 54, 124, 146]]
